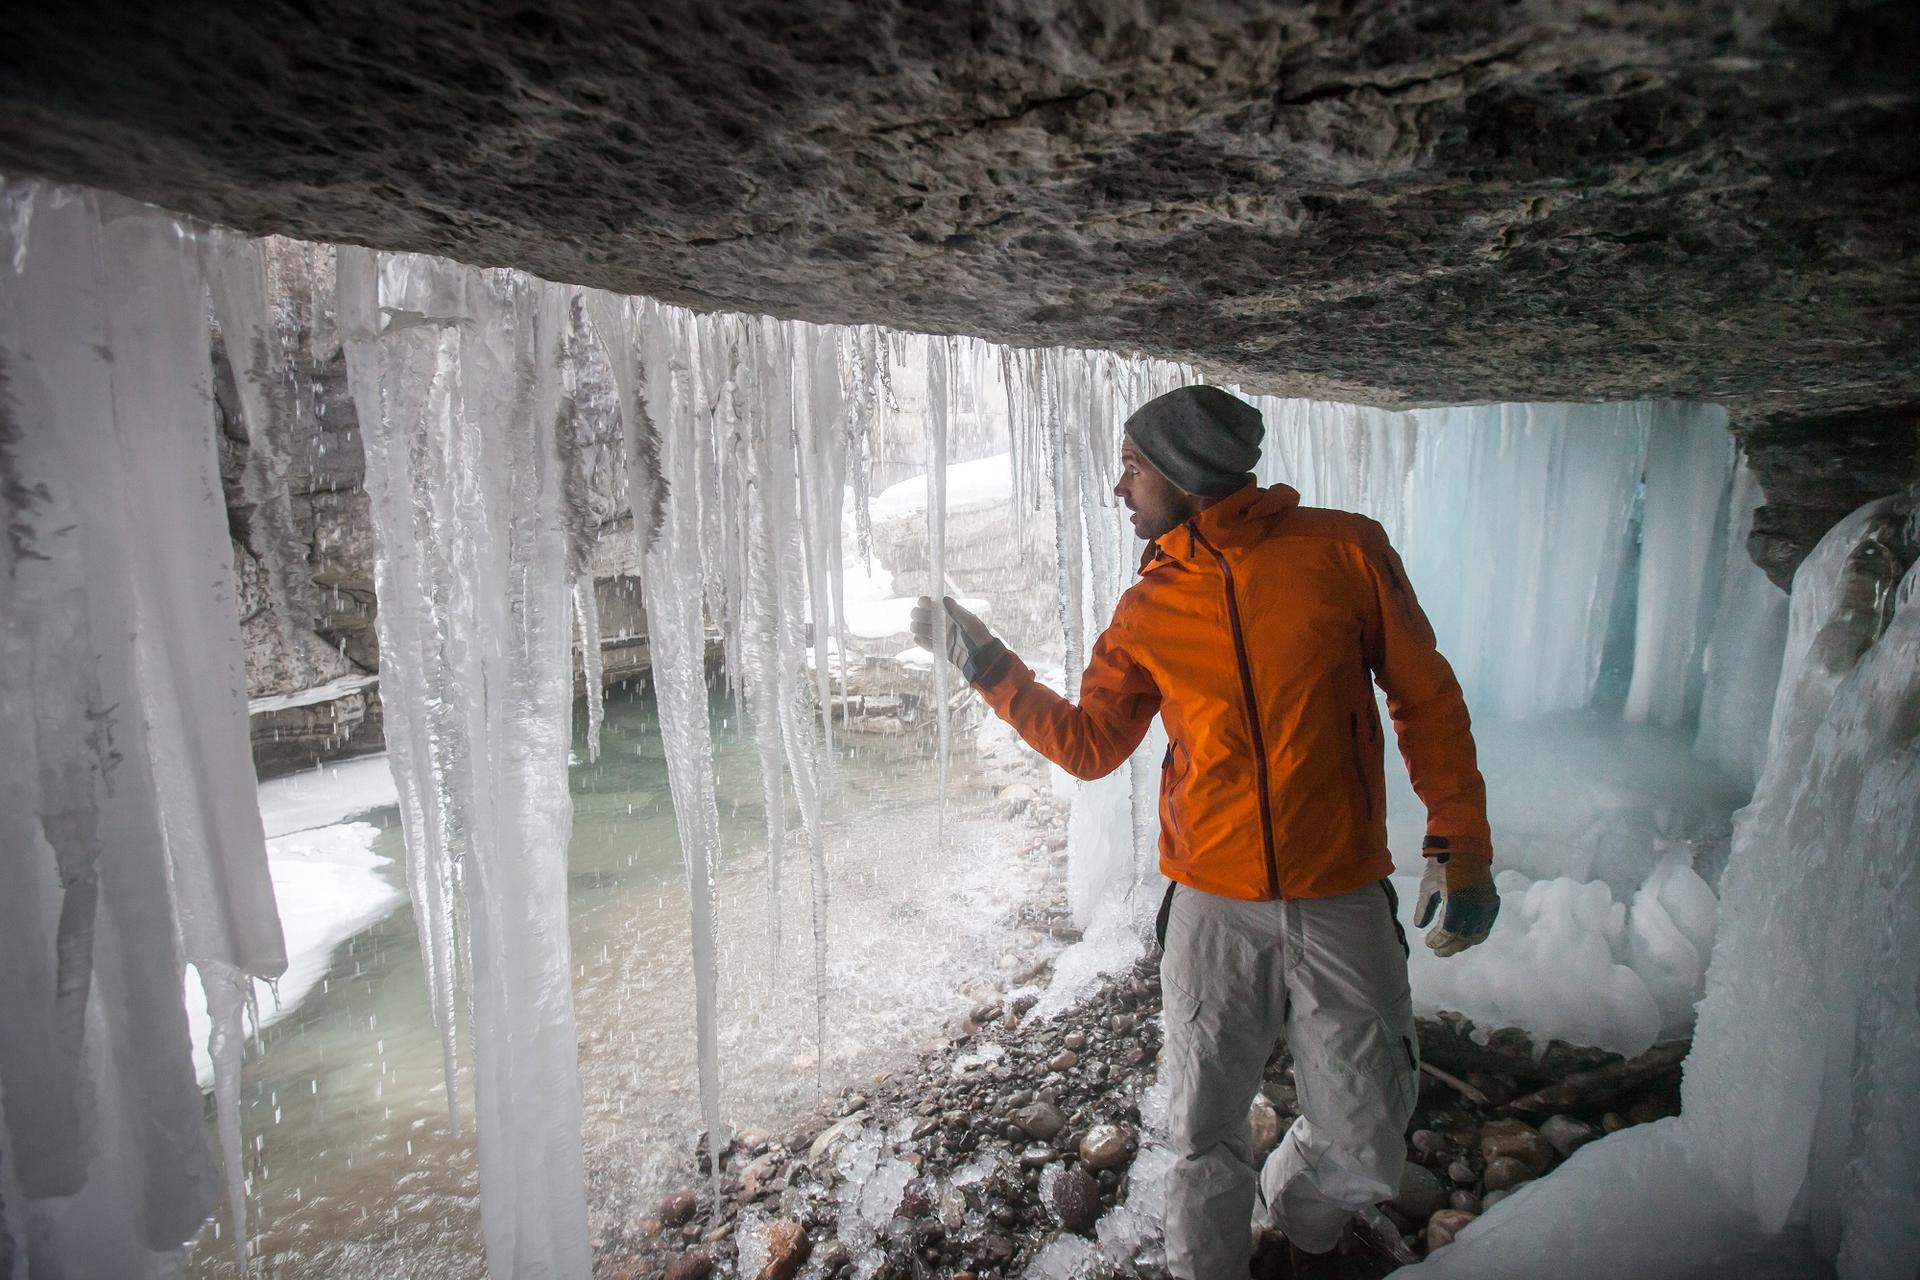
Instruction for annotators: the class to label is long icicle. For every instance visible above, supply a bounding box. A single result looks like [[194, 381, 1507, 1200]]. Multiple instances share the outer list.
[[927, 335, 951, 840], [636, 305, 729, 1207]]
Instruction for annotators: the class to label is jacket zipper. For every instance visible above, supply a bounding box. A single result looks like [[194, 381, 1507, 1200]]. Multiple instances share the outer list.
[[1189, 524, 1281, 899]]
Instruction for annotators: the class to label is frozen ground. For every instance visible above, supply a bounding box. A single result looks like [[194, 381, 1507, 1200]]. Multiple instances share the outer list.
[[184, 757, 404, 1085]]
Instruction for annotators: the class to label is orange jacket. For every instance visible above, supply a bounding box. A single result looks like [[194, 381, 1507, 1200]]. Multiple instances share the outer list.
[[974, 482, 1492, 901]]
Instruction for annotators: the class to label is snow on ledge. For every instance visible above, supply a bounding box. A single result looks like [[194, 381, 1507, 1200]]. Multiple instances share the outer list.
[[248, 672, 379, 715]]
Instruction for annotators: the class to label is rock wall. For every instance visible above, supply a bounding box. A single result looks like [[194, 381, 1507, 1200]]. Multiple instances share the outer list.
[[8, 2, 1918, 587]]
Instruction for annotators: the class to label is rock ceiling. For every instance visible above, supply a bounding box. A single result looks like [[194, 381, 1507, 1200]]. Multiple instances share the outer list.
[[2, 0, 1915, 573]]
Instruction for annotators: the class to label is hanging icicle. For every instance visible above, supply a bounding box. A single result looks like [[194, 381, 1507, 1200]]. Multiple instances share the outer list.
[[340, 250, 592, 1278]]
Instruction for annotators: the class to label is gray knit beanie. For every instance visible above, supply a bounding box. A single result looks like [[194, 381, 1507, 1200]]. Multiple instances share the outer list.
[[1122, 386, 1264, 498]]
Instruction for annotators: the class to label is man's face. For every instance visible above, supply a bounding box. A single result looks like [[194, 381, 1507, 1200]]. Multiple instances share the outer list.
[[1115, 437, 1197, 542]]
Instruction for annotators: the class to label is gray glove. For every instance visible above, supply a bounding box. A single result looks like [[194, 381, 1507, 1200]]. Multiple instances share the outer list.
[[910, 595, 1005, 683]]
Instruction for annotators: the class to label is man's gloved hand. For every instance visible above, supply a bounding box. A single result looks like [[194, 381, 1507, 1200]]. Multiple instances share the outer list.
[[1413, 853, 1499, 957], [911, 595, 1005, 683]]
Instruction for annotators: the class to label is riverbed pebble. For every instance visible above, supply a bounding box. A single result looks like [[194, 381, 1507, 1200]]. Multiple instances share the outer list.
[[1427, 1209, 1478, 1250], [1078, 1122, 1133, 1172]]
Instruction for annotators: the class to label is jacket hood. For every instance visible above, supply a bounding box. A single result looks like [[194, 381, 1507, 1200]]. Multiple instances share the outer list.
[[1140, 481, 1302, 573]]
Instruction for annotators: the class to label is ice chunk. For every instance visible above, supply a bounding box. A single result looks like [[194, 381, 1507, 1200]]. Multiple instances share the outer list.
[[1029, 1233, 1095, 1279], [1405, 1119, 1826, 1279], [1401, 871, 1663, 1057]]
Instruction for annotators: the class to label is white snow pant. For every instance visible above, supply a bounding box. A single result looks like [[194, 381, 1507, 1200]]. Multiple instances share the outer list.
[[1159, 881, 1419, 1280]]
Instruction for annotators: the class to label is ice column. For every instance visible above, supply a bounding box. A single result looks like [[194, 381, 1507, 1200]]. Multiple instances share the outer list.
[[339, 251, 591, 1278], [1684, 489, 1917, 1247], [1, 185, 283, 1273], [1693, 461, 1790, 791], [1625, 403, 1735, 726], [632, 303, 730, 1191]]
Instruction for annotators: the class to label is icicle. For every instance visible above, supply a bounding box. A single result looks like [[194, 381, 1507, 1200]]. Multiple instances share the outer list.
[[341, 252, 591, 1276], [573, 579, 605, 760], [1043, 356, 1087, 697], [760, 318, 833, 1082], [1625, 403, 1736, 727], [928, 335, 952, 836], [1693, 460, 1790, 791], [1, 183, 255, 1266], [557, 302, 606, 761], [581, 292, 667, 555], [336, 248, 467, 1136], [790, 330, 840, 749], [201, 961, 253, 1271], [631, 305, 730, 1203]]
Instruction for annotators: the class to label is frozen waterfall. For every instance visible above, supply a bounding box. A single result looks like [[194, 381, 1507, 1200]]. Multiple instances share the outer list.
[[2, 174, 1912, 1280]]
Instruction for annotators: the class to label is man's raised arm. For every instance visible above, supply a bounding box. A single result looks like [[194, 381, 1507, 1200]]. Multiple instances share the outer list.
[[912, 596, 1159, 781]]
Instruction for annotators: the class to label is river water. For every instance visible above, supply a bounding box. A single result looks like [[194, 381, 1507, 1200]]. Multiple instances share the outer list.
[[190, 682, 1051, 1277]]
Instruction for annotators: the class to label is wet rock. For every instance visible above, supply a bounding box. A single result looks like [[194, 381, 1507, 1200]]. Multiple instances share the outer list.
[[1427, 1209, 1478, 1251], [808, 1116, 864, 1162], [1628, 1089, 1681, 1125], [1447, 1159, 1476, 1186], [995, 782, 1037, 816], [1020, 1143, 1058, 1168], [976, 1234, 1017, 1268], [1449, 1190, 1482, 1213], [1479, 1119, 1556, 1175], [970, 1000, 1003, 1025], [1047, 1049, 1079, 1072], [660, 1189, 698, 1227], [1464, 1072, 1516, 1106], [1602, 1112, 1627, 1133], [1063, 1030, 1087, 1051], [1078, 1122, 1134, 1172], [814, 1240, 852, 1274], [756, 1220, 810, 1280], [898, 1177, 935, 1219], [1249, 1095, 1283, 1157], [740, 1152, 785, 1199], [663, 1247, 713, 1280], [1050, 1166, 1102, 1236], [1390, 1161, 1448, 1222], [1014, 1101, 1067, 1140], [1539, 1114, 1599, 1157], [1481, 1188, 1511, 1211], [1482, 1156, 1535, 1192], [1410, 1128, 1448, 1158]]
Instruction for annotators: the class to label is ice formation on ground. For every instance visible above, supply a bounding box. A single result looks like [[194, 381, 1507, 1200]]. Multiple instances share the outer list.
[[1406, 490, 1918, 1278]]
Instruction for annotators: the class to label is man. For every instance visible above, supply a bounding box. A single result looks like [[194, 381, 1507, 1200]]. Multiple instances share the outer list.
[[912, 386, 1499, 1279]]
